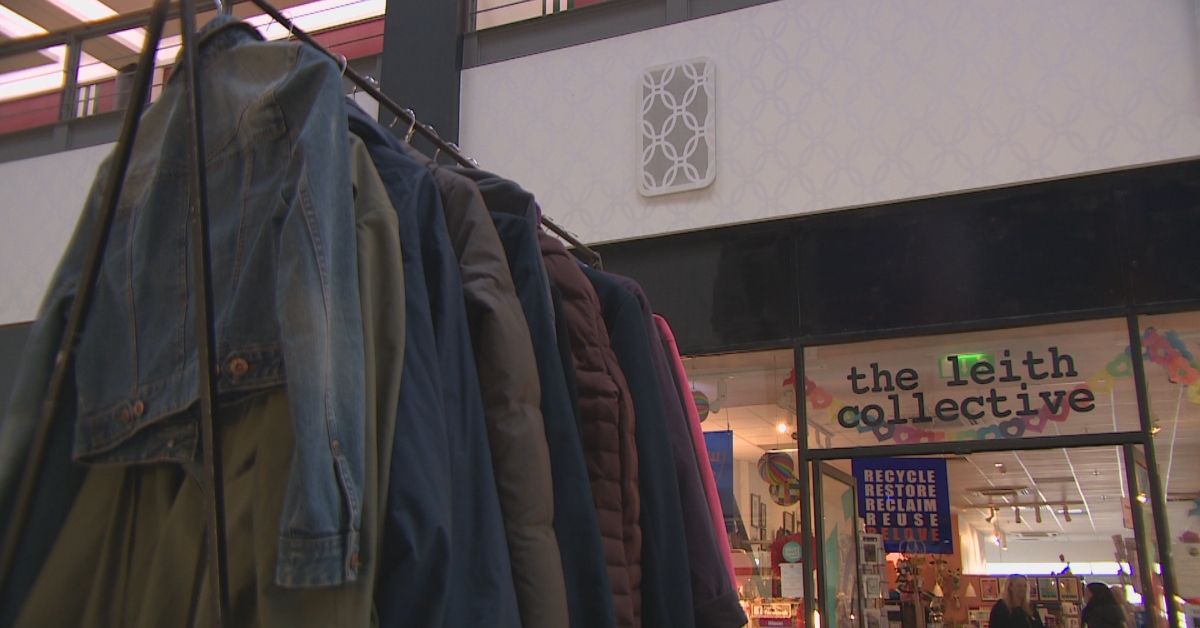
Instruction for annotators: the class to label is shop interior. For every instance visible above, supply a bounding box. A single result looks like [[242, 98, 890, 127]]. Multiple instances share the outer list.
[[682, 312, 1200, 628]]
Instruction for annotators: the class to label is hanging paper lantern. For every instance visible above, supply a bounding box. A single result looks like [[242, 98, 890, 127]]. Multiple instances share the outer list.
[[757, 452, 794, 486], [694, 391, 709, 422], [769, 478, 801, 506]]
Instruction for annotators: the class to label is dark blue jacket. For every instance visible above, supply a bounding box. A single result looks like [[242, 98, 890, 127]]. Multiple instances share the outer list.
[[582, 267, 696, 628], [348, 105, 520, 628], [616, 277, 748, 628], [491, 212, 617, 628]]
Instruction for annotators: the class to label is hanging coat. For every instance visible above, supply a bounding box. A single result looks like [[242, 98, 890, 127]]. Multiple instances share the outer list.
[[615, 277, 747, 628], [400, 145, 569, 628], [541, 232, 642, 628], [582, 267, 695, 628], [656, 314, 738, 590], [491, 211, 617, 628], [350, 103, 502, 628]]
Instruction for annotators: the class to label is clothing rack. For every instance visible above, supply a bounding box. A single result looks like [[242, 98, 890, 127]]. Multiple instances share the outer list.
[[0, 1, 599, 624]]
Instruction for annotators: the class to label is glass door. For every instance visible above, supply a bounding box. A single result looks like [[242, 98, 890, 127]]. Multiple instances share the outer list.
[[815, 461, 863, 628]]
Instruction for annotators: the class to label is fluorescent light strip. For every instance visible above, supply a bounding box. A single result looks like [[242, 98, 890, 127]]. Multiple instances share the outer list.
[[0, 0, 384, 104], [39, 0, 146, 51], [984, 562, 1122, 576], [0, 50, 116, 101], [0, 5, 49, 38], [247, 0, 384, 40]]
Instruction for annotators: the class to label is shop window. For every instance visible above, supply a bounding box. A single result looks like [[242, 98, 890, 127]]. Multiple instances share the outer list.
[[801, 319, 1142, 450], [1135, 311, 1200, 613], [681, 348, 807, 620]]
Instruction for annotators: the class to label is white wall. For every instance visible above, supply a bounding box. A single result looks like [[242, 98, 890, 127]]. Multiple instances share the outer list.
[[0, 143, 113, 326], [460, 0, 1200, 244]]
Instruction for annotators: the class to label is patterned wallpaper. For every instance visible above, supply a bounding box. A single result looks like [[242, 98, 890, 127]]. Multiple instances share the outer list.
[[460, 0, 1200, 244]]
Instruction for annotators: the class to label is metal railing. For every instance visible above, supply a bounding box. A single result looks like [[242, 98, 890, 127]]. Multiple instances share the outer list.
[[0, 0, 385, 137], [471, 0, 614, 31]]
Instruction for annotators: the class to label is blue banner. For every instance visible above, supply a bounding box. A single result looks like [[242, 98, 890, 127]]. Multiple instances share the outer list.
[[852, 458, 952, 554], [704, 430, 738, 533]]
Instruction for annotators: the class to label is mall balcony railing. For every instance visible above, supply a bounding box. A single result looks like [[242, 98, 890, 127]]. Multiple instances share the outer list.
[[0, 0, 386, 139], [0, 0, 610, 139], [470, 0, 614, 32]]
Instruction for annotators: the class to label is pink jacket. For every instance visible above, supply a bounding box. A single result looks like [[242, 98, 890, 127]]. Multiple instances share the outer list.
[[653, 315, 738, 590]]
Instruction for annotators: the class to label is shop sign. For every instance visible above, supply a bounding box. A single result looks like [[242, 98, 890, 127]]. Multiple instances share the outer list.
[[852, 458, 952, 554], [834, 347, 1095, 432], [800, 328, 1200, 445], [782, 541, 802, 563], [804, 347, 1103, 444]]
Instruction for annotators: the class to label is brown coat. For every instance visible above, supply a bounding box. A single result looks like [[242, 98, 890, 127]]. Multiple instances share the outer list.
[[401, 145, 568, 628], [540, 232, 642, 628]]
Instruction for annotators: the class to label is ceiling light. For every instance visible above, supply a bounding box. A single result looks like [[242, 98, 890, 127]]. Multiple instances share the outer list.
[[965, 583, 977, 598], [1063, 505, 1072, 522], [1150, 423, 1162, 436], [1035, 507, 1042, 523], [985, 507, 996, 523], [776, 422, 789, 434], [994, 463, 1007, 474], [1136, 493, 1148, 504], [1014, 507, 1021, 524]]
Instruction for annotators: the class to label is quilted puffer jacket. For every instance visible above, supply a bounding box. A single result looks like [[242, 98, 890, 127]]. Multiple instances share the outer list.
[[540, 232, 642, 628]]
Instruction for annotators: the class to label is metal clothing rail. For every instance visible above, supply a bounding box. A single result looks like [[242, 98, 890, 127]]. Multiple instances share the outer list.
[[246, 0, 603, 269]]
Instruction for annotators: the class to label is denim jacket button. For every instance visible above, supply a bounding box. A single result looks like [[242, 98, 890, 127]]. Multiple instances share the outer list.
[[132, 400, 145, 417], [331, 440, 340, 454], [228, 358, 250, 377], [349, 553, 359, 570], [118, 407, 131, 424]]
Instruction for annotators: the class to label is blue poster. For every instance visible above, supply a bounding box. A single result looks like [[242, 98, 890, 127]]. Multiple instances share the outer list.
[[704, 430, 739, 533], [852, 458, 952, 554]]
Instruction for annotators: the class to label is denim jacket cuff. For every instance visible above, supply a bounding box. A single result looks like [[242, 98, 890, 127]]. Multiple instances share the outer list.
[[274, 530, 361, 588]]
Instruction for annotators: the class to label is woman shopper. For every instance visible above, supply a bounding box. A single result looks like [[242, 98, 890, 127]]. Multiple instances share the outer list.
[[1081, 582, 1127, 628], [989, 575, 1046, 628]]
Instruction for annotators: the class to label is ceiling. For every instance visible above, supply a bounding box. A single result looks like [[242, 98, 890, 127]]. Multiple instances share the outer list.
[[0, 0, 382, 101], [683, 314, 1200, 547]]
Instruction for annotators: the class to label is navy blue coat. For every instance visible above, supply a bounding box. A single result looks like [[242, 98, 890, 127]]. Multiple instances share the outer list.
[[616, 277, 747, 628], [348, 105, 520, 628], [582, 267, 696, 628], [491, 211, 617, 628]]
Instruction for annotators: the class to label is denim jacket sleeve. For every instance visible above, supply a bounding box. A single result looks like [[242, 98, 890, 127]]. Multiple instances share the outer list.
[[266, 45, 365, 587]]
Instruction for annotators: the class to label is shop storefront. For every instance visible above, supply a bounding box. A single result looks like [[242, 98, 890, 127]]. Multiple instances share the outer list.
[[595, 158, 1200, 628]]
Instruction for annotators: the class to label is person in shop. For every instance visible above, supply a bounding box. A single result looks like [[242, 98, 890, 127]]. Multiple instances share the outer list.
[[1109, 585, 1136, 628], [1080, 583, 1127, 628], [988, 575, 1046, 628]]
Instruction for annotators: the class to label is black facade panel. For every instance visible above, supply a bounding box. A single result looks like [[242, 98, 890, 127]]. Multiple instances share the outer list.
[[381, 1, 461, 143], [1119, 163, 1200, 306], [796, 178, 1125, 337], [596, 224, 797, 355]]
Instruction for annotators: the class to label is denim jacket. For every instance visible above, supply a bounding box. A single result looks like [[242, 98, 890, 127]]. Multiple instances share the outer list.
[[0, 17, 365, 588]]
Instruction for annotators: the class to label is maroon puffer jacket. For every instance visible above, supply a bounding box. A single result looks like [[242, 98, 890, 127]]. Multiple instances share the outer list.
[[539, 232, 642, 628]]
